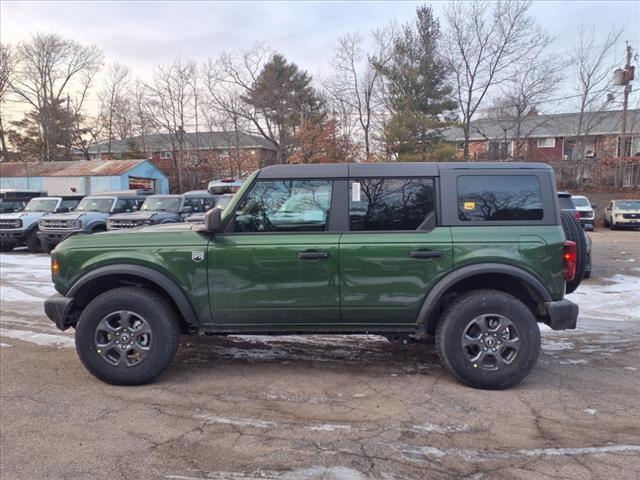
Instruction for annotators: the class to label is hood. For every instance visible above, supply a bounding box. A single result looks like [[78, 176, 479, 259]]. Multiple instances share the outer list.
[[40, 212, 86, 222], [109, 211, 164, 221], [0, 211, 44, 221], [56, 222, 207, 251]]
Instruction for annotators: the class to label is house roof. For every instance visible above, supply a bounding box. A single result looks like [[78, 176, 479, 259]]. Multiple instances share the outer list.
[[443, 109, 640, 142], [88, 131, 277, 154], [0, 160, 157, 177]]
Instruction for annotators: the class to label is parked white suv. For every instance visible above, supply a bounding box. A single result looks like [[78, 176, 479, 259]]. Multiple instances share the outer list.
[[604, 200, 640, 229], [571, 195, 596, 231]]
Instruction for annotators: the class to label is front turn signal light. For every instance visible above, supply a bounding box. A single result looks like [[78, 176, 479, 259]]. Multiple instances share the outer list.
[[51, 256, 60, 277]]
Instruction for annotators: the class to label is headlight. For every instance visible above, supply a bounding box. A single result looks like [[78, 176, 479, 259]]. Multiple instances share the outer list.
[[12, 219, 23, 228], [70, 219, 82, 229]]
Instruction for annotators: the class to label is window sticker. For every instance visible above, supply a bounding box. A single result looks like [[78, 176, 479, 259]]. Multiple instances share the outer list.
[[463, 201, 476, 211], [352, 182, 361, 202]]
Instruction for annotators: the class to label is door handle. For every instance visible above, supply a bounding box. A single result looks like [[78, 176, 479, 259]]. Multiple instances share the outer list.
[[409, 250, 443, 259], [297, 250, 330, 260]]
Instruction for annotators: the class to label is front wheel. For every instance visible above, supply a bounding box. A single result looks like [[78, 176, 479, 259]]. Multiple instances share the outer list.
[[436, 290, 541, 390], [25, 230, 42, 253], [75, 287, 181, 385]]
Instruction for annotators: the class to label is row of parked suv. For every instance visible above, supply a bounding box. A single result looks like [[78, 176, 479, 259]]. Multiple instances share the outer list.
[[0, 188, 235, 253]]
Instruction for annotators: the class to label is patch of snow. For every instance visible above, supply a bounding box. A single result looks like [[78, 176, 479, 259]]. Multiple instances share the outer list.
[[542, 339, 574, 352], [0, 342, 12, 347], [567, 274, 640, 322], [193, 414, 277, 429], [559, 359, 588, 365], [305, 423, 352, 432], [0, 286, 46, 303], [166, 466, 370, 480], [411, 423, 471, 434], [623, 366, 638, 371], [400, 443, 640, 463], [584, 409, 597, 415], [0, 328, 74, 348]]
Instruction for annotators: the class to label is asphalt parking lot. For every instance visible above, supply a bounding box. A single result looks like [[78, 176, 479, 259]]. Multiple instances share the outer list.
[[1, 231, 639, 480]]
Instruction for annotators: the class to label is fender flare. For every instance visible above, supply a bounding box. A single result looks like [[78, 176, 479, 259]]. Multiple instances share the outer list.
[[416, 263, 552, 329], [67, 264, 198, 326]]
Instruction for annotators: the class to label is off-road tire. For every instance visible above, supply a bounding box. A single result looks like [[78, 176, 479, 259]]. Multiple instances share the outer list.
[[436, 289, 540, 390], [603, 217, 610, 228], [560, 211, 586, 294], [25, 230, 42, 253], [0, 243, 14, 252], [75, 287, 181, 386], [40, 241, 53, 254]]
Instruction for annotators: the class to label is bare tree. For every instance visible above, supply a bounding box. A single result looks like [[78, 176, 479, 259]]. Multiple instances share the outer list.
[[0, 43, 17, 160], [324, 29, 394, 161], [445, 0, 549, 161], [570, 26, 623, 176], [98, 63, 132, 154], [10, 33, 103, 161], [482, 40, 561, 160], [146, 56, 197, 192]]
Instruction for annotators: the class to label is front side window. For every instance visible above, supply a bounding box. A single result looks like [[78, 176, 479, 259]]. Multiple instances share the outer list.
[[114, 199, 141, 213], [457, 175, 543, 221], [232, 180, 333, 233], [184, 197, 205, 212], [349, 178, 435, 231]]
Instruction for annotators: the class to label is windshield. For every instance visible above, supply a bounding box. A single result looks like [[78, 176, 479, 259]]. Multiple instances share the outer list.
[[141, 196, 182, 212], [24, 198, 59, 212], [571, 197, 590, 207], [615, 200, 640, 210], [76, 197, 115, 212], [0, 201, 26, 213]]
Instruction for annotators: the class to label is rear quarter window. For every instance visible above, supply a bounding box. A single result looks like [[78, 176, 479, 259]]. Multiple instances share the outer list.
[[457, 175, 543, 222]]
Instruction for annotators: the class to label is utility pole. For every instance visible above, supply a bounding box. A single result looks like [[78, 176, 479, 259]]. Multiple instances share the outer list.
[[619, 43, 635, 159]]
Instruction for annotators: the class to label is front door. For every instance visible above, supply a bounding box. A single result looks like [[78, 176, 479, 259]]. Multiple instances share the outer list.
[[208, 179, 340, 328], [339, 177, 453, 327]]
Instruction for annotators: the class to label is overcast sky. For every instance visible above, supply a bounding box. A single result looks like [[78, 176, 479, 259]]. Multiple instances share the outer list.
[[1, 0, 639, 117]]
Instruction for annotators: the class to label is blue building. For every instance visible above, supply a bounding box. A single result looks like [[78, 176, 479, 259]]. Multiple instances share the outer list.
[[0, 160, 169, 195]]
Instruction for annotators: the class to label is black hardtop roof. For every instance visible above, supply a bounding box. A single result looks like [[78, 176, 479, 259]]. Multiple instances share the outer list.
[[258, 162, 552, 179], [36, 195, 85, 201]]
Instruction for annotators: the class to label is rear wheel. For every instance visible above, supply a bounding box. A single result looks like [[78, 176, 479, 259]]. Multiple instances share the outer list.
[[25, 230, 42, 253], [560, 211, 586, 294], [436, 290, 540, 390], [75, 287, 181, 385]]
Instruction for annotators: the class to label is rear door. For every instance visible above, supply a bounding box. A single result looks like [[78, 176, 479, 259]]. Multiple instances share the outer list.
[[339, 177, 453, 327], [208, 178, 341, 327]]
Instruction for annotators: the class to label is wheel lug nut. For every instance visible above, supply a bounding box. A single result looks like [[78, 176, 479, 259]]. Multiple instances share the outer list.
[[115, 341, 119, 345]]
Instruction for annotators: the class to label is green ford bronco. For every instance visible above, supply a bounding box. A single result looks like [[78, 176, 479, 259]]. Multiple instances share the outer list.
[[45, 162, 581, 389]]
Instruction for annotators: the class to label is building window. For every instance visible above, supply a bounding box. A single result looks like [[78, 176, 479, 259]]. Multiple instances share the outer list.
[[617, 136, 640, 157], [488, 141, 512, 160], [160, 151, 172, 159], [537, 138, 555, 148]]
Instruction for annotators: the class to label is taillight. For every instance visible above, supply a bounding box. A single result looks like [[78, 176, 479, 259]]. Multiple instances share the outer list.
[[575, 211, 580, 222], [563, 241, 577, 281]]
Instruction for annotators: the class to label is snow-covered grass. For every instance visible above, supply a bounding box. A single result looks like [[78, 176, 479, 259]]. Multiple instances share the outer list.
[[567, 274, 640, 322]]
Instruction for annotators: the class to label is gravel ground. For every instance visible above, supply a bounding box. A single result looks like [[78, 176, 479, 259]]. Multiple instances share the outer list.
[[1, 230, 639, 480]]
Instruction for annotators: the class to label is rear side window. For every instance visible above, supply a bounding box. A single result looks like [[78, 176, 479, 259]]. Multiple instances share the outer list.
[[457, 175, 543, 221], [349, 178, 435, 231]]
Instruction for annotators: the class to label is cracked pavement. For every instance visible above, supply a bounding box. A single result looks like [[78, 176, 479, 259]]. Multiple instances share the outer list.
[[1, 231, 639, 479]]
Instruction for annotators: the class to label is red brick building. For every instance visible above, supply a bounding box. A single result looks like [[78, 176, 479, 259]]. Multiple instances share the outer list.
[[87, 131, 277, 187], [445, 109, 640, 162]]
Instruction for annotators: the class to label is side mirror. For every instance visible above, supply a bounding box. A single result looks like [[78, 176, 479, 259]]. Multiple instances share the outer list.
[[205, 207, 223, 233]]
